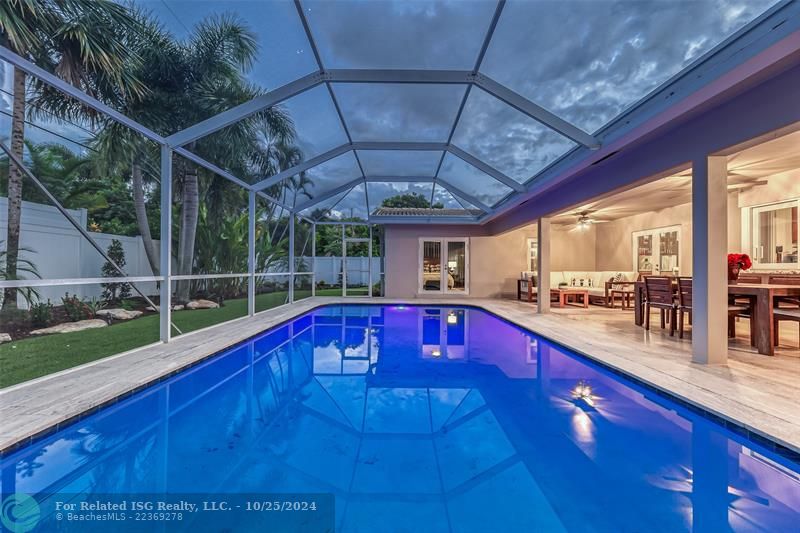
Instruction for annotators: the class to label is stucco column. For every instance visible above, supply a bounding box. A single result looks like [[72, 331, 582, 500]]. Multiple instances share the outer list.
[[537, 217, 551, 314], [691, 156, 728, 364]]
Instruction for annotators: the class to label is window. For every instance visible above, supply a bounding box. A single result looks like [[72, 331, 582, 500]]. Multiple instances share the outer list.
[[751, 200, 799, 269], [631, 226, 681, 275], [418, 238, 469, 294], [527, 238, 538, 272]]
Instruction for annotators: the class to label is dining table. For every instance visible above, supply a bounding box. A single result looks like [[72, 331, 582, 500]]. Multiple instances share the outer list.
[[633, 281, 800, 356]]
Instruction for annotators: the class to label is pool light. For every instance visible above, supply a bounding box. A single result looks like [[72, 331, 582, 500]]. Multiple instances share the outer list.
[[572, 380, 595, 406], [432, 349, 442, 357], [447, 311, 458, 324]]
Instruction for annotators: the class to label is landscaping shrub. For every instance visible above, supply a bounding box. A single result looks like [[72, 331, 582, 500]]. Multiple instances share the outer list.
[[101, 239, 132, 304], [61, 293, 87, 322], [30, 300, 54, 328], [84, 297, 106, 319]]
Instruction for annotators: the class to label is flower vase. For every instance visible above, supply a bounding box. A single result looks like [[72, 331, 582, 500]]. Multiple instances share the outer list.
[[728, 265, 740, 283]]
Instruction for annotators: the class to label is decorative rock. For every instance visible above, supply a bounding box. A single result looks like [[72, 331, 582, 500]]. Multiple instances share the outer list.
[[186, 299, 219, 310], [172, 304, 184, 311], [96, 309, 143, 321], [31, 319, 107, 336], [0, 333, 11, 343], [145, 306, 157, 312]]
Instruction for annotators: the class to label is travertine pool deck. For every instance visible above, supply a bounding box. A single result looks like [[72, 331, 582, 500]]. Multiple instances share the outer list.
[[1, 297, 799, 457]]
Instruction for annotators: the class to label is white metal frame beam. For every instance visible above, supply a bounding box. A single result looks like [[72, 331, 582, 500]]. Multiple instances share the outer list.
[[447, 145, 524, 192], [1, 0, 791, 232], [174, 147, 293, 211], [473, 75, 600, 149], [252, 144, 353, 191], [251, 141, 521, 197], [435, 178, 492, 212], [324, 69, 473, 84], [434, 0, 507, 193], [293, 0, 370, 210], [352, 141, 449, 151], [294, 177, 363, 212], [365, 176, 435, 183], [0, 46, 166, 145], [165, 71, 325, 147]]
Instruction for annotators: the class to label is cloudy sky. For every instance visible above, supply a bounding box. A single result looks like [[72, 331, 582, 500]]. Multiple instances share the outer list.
[[2, 0, 780, 219], [141, 0, 779, 218]]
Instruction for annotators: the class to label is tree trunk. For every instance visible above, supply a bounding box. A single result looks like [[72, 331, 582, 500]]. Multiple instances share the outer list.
[[2, 68, 27, 310], [131, 158, 159, 275], [176, 163, 199, 302]]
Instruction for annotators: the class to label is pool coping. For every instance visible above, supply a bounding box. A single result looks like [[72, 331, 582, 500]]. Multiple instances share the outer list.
[[1, 297, 799, 463]]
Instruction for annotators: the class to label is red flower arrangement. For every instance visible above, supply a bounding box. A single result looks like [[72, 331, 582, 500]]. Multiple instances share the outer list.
[[727, 253, 752, 270]]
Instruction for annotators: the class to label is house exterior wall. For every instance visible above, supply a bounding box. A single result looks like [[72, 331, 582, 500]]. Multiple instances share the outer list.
[[383, 222, 597, 299], [384, 224, 527, 299], [552, 225, 597, 271], [382, 169, 800, 297], [593, 203, 694, 274]]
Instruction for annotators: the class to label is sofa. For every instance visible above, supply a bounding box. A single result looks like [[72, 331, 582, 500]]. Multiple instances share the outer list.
[[521, 271, 639, 306]]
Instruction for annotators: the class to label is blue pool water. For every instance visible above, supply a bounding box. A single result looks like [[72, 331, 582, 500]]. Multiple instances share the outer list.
[[2, 305, 799, 532]]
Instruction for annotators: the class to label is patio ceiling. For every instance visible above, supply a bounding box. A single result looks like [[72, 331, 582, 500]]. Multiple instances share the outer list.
[[551, 129, 800, 227], [2, 0, 795, 224]]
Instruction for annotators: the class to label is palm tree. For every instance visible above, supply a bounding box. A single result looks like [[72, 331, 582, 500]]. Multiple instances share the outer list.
[[90, 10, 297, 302], [0, 0, 144, 310]]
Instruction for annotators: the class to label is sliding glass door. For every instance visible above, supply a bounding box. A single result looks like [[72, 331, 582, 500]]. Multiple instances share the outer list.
[[419, 238, 469, 294]]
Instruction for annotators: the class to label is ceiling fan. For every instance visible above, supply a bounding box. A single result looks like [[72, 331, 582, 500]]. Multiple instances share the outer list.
[[569, 210, 609, 232]]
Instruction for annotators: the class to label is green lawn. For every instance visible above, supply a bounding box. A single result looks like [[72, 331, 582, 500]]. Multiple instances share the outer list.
[[0, 288, 344, 388]]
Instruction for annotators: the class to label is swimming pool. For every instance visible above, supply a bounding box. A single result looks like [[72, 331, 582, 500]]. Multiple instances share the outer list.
[[1, 304, 798, 532]]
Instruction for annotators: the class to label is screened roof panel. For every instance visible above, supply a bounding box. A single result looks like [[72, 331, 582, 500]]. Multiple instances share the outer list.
[[303, 0, 496, 69], [481, 0, 780, 134], [366, 182, 435, 213], [333, 84, 467, 142], [188, 84, 348, 184], [433, 183, 473, 210], [137, 0, 318, 95], [452, 87, 577, 183], [357, 150, 442, 177], [438, 153, 513, 207], [280, 151, 362, 207], [10, 0, 784, 224], [298, 188, 350, 221], [280, 84, 350, 159], [322, 183, 368, 221]]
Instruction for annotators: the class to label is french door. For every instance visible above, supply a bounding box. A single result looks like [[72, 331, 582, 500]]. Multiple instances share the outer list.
[[632, 225, 681, 275], [418, 238, 469, 294]]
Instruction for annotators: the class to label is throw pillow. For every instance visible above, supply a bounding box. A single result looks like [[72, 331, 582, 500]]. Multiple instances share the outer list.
[[612, 272, 625, 290]]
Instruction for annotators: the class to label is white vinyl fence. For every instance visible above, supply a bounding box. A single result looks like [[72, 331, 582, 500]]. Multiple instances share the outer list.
[[1, 199, 383, 307], [301, 256, 382, 286], [0, 197, 159, 306]]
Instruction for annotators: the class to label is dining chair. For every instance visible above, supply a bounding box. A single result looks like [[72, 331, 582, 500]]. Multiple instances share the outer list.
[[769, 276, 800, 346], [644, 276, 677, 336], [676, 277, 692, 339], [768, 275, 800, 306], [774, 308, 800, 348], [675, 277, 754, 341]]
